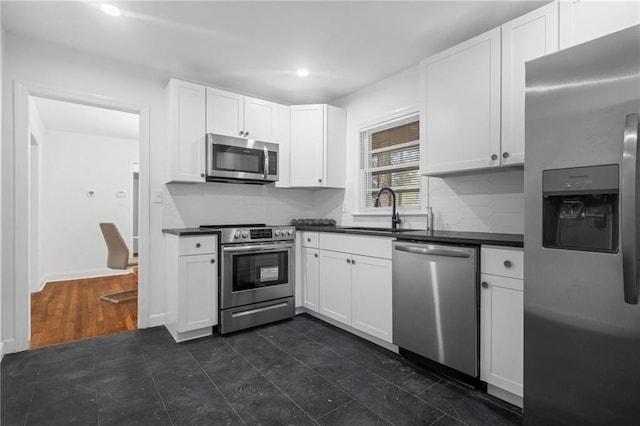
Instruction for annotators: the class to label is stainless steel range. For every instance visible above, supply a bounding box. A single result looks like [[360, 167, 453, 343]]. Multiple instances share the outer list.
[[200, 224, 295, 334]]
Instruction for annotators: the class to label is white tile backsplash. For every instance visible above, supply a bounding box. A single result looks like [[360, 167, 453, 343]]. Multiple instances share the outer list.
[[428, 169, 524, 234], [163, 183, 317, 228]]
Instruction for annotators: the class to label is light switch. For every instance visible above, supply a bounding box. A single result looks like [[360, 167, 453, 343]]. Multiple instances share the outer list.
[[116, 191, 127, 198]]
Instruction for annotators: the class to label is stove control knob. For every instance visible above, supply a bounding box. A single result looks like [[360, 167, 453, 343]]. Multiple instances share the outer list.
[[242, 231, 248, 238], [274, 229, 281, 236], [234, 231, 241, 239], [287, 229, 293, 236]]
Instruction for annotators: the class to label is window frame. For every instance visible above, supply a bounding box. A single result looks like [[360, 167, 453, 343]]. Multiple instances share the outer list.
[[356, 106, 426, 216]]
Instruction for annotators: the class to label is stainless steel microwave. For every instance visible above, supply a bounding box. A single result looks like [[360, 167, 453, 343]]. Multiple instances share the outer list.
[[206, 133, 279, 184]]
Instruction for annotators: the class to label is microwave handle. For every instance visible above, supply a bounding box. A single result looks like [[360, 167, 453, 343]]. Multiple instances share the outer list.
[[264, 146, 269, 180]]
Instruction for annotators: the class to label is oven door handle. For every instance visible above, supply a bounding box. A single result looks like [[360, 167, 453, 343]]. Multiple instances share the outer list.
[[223, 243, 294, 253]]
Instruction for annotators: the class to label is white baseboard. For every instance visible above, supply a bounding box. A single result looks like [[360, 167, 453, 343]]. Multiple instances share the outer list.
[[148, 313, 166, 328], [39, 268, 131, 290], [2, 338, 16, 356], [487, 384, 523, 408]]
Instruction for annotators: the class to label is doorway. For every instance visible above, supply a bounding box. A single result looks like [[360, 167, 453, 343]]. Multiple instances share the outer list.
[[11, 82, 150, 352], [28, 96, 140, 348]]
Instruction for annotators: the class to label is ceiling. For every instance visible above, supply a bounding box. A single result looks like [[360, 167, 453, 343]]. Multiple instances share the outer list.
[[33, 97, 139, 140], [3, 1, 550, 105]]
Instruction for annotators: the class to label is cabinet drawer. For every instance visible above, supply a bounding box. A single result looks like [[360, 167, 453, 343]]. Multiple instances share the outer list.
[[481, 246, 523, 279], [302, 232, 319, 248], [179, 236, 217, 256], [319, 233, 392, 259]]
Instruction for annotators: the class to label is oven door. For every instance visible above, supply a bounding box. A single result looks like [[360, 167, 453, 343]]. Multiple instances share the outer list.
[[221, 241, 294, 309]]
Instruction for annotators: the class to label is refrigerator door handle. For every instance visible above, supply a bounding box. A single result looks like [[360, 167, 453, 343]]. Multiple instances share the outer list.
[[621, 113, 640, 305]]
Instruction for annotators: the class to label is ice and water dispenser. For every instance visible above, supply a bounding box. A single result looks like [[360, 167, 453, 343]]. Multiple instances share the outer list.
[[543, 164, 619, 253]]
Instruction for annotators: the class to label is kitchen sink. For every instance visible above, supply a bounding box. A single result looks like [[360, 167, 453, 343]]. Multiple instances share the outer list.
[[340, 226, 418, 233]]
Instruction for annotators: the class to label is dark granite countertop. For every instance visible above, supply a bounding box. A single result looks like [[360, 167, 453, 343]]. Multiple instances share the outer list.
[[163, 226, 523, 247], [295, 226, 523, 248], [162, 228, 220, 236]]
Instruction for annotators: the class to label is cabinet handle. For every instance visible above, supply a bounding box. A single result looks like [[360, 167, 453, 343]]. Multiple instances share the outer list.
[[503, 152, 510, 159], [211, 259, 216, 263], [245, 131, 249, 137], [238, 131, 244, 136], [481, 281, 489, 289], [314, 253, 318, 258], [491, 154, 498, 161], [200, 173, 205, 178], [504, 260, 512, 268], [318, 178, 322, 183], [351, 259, 355, 265], [307, 238, 311, 242], [196, 243, 201, 248], [346, 258, 351, 264]]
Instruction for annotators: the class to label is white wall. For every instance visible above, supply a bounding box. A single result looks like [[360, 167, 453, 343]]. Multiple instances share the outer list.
[[332, 65, 525, 234], [39, 129, 138, 285], [164, 183, 317, 228]]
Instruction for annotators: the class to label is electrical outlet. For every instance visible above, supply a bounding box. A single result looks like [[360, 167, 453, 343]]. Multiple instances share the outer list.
[[87, 189, 95, 197], [152, 190, 163, 204], [342, 202, 348, 213]]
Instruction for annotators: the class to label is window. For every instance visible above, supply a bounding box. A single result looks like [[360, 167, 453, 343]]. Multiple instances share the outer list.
[[360, 113, 420, 210]]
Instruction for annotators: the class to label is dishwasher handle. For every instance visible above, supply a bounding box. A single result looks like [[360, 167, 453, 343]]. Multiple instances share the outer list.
[[394, 244, 471, 258]]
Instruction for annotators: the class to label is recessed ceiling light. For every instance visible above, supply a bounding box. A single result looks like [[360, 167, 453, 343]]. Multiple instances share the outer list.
[[296, 69, 309, 77], [101, 4, 121, 17]]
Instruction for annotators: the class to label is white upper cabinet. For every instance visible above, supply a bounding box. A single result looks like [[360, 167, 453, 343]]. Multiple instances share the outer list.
[[421, 3, 560, 175], [289, 104, 346, 188], [166, 79, 206, 183], [501, 2, 559, 166], [420, 28, 502, 175], [206, 87, 281, 142], [559, 0, 640, 50]]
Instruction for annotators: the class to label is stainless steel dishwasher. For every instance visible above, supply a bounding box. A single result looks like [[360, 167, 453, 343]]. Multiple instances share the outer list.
[[392, 241, 479, 378]]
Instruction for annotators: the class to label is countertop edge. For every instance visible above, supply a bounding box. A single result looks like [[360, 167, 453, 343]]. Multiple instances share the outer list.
[[295, 226, 524, 248]]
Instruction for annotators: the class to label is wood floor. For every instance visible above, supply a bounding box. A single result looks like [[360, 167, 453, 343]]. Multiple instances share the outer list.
[[30, 273, 138, 348]]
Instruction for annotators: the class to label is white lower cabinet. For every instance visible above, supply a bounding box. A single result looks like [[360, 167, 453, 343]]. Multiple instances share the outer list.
[[480, 246, 524, 407], [164, 234, 218, 342], [350, 254, 392, 342], [312, 234, 393, 344], [318, 250, 352, 324]]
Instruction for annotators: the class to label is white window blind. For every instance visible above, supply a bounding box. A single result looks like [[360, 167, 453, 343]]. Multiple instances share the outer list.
[[360, 113, 420, 210]]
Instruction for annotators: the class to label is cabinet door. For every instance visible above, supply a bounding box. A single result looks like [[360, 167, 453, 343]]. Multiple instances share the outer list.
[[302, 247, 320, 312], [289, 105, 325, 187], [168, 80, 206, 182], [351, 255, 392, 343], [480, 273, 523, 398], [244, 97, 276, 142], [420, 27, 501, 175], [501, 3, 558, 166], [206, 87, 244, 138], [318, 250, 351, 325], [178, 254, 218, 332], [559, 0, 640, 50]]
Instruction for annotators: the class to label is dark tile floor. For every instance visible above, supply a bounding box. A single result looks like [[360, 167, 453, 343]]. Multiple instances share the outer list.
[[1, 314, 522, 425]]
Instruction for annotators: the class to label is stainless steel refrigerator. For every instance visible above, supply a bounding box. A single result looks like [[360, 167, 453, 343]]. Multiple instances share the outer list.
[[524, 25, 640, 424]]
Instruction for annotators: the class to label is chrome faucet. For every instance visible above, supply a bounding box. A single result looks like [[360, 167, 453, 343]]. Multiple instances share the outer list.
[[374, 187, 401, 230]]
